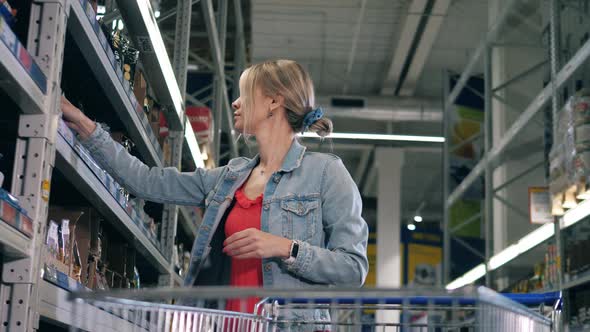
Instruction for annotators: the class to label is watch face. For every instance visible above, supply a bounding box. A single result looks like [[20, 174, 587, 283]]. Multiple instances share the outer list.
[[292, 242, 299, 258]]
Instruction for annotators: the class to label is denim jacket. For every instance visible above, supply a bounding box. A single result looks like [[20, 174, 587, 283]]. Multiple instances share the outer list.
[[82, 125, 369, 326]]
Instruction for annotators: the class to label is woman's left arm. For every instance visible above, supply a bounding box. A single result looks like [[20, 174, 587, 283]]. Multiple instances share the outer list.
[[285, 157, 369, 286]]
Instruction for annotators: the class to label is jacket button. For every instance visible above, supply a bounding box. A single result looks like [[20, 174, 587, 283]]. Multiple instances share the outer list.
[[264, 264, 272, 272], [263, 204, 270, 210], [201, 225, 209, 232], [273, 176, 280, 183]]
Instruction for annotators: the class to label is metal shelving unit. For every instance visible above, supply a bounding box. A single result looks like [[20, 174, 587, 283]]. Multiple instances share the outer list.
[[178, 206, 199, 240], [0, 16, 46, 115], [443, 0, 590, 311], [68, 0, 164, 167], [38, 280, 140, 331], [54, 133, 170, 274], [0, 221, 31, 259]]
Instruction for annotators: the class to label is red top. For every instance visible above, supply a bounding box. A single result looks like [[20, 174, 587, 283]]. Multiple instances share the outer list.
[[224, 187, 264, 313]]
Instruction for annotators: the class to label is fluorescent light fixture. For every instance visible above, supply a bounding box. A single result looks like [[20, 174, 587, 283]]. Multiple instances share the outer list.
[[445, 264, 486, 290], [97, 5, 106, 14], [299, 132, 445, 143], [449, 223, 556, 290], [486, 223, 554, 271], [117, 20, 124, 31], [414, 215, 423, 223], [407, 224, 416, 231], [137, 0, 184, 120], [488, 244, 519, 270], [517, 223, 554, 253], [562, 198, 590, 229], [184, 119, 205, 168], [154, 10, 161, 18]]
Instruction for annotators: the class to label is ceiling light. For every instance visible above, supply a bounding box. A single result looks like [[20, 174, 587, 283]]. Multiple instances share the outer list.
[[137, 0, 183, 119], [407, 224, 416, 231], [154, 10, 161, 18], [445, 264, 486, 290], [299, 132, 445, 143], [414, 215, 423, 223], [486, 223, 554, 271]]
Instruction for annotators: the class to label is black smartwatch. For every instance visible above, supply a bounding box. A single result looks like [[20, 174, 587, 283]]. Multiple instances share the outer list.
[[284, 240, 300, 264]]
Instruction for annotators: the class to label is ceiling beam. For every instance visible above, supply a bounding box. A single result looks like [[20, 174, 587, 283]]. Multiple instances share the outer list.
[[341, 0, 368, 94], [398, 0, 451, 96], [380, 0, 428, 95]]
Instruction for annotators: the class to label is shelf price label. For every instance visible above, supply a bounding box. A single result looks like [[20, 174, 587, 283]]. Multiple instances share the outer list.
[[42, 179, 50, 202]]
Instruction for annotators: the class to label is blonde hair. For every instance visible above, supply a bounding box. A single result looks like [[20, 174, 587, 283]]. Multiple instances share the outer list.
[[240, 59, 333, 137]]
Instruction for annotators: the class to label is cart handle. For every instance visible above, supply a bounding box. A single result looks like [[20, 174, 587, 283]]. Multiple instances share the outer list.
[[270, 291, 562, 307]]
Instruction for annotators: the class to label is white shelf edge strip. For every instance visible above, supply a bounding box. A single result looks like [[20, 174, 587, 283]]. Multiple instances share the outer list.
[[299, 132, 445, 143], [137, 0, 183, 120], [185, 118, 205, 168], [561, 198, 590, 229], [446, 222, 555, 290]]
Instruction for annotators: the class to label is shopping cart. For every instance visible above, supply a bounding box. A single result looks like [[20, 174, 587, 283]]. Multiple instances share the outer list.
[[68, 286, 562, 332]]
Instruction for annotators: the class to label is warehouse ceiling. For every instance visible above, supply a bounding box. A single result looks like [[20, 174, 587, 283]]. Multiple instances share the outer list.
[[249, 0, 489, 225], [157, 0, 491, 226]]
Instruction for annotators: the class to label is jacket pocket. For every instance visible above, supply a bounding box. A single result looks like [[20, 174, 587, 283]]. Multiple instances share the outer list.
[[280, 198, 320, 241]]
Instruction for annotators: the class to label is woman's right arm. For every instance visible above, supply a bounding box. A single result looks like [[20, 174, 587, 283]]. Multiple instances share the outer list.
[[61, 97, 222, 206]]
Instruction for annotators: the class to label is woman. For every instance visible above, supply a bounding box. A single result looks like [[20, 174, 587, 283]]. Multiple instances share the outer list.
[[61, 59, 368, 327]]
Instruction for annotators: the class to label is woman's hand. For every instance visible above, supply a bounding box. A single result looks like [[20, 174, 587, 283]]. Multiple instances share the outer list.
[[61, 96, 97, 140], [223, 228, 292, 260]]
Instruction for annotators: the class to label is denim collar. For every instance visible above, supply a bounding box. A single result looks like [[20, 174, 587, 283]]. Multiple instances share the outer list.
[[230, 139, 307, 174]]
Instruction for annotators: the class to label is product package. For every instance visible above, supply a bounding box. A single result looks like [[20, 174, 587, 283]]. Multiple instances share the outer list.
[[61, 219, 71, 265], [46, 221, 59, 260], [71, 240, 82, 283]]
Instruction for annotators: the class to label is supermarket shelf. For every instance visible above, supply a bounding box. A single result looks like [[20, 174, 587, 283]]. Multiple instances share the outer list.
[[178, 206, 198, 240], [116, 0, 184, 131], [67, 0, 163, 167], [39, 280, 140, 332], [447, 35, 590, 208], [563, 270, 590, 291], [0, 16, 46, 114], [0, 220, 30, 259], [54, 134, 170, 274]]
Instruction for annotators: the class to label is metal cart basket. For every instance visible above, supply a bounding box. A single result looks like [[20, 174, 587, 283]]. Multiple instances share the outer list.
[[68, 286, 561, 332]]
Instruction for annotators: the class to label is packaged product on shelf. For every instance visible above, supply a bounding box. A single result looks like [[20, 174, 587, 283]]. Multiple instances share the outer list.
[[133, 70, 147, 109], [71, 240, 82, 283], [46, 221, 59, 260], [59, 219, 71, 264], [0, 0, 17, 28], [133, 266, 140, 289], [183, 251, 190, 276], [571, 90, 590, 182]]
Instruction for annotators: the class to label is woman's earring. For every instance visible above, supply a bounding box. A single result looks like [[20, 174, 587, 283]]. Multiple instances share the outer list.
[[267, 111, 273, 118]]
